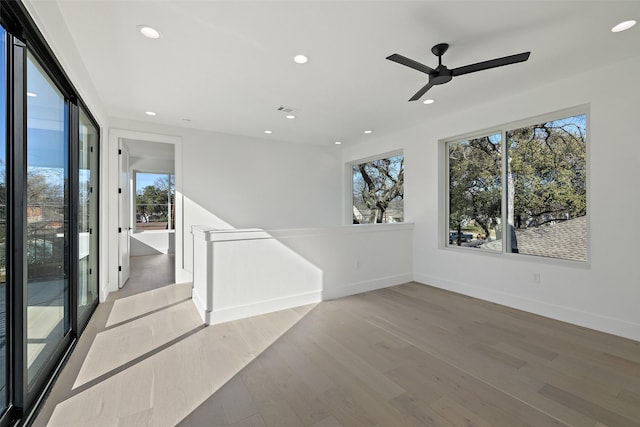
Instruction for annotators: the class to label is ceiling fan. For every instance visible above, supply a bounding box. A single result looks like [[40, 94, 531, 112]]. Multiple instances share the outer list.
[[386, 43, 531, 101]]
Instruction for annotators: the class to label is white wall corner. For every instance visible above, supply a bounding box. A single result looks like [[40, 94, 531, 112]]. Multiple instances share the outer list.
[[322, 273, 414, 300]]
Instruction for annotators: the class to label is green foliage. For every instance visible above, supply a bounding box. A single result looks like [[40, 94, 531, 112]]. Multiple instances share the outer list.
[[508, 115, 586, 226], [136, 184, 169, 221], [448, 135, 502, 237], [136, 174, 175, 225], [448, 114, 587, 238]]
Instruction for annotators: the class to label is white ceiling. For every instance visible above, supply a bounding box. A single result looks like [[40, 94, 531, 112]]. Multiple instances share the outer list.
[[35, 1, 640, 146], [124, 138, 175, 160]]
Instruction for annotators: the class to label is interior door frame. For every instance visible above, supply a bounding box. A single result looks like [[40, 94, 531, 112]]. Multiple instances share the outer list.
[[107, 129, 184, 299], [118, 143, 130, 288]]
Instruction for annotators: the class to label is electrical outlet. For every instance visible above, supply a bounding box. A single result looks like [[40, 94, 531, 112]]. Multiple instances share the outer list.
[[533, 273, 540, 284]]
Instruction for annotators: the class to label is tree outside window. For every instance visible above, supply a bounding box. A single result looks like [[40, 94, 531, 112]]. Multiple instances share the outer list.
[[135, 172, 175, 231], [352, 154, 404, 224], [446, 112, 587, 262], [448, 134, 502, 250], [507, 114, 587, 260]]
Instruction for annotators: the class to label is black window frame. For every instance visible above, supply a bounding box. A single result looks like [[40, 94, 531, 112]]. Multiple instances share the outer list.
[[0, 1, 101, 425]]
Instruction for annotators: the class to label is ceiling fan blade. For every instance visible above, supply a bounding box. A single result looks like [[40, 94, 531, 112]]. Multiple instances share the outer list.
[[409, 81, 434, 101], [451, 52, 530, 77], [387, 53, 435, 75]]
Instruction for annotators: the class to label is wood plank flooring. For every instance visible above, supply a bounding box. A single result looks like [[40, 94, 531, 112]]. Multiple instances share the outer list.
[[34, 255, 640, 426]]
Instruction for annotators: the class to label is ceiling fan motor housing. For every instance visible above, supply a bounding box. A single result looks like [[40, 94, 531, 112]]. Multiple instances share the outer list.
[[430, 67, 453, 85]]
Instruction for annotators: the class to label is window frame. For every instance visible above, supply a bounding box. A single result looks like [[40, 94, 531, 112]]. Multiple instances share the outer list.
[[441, 105, 590, 265], [347, 150, 404, 225], [0, 1, 102, 424], [77, 103, 100, 330]]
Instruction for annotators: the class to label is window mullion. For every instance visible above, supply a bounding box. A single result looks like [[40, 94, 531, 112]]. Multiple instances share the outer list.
[[501, 129, 508, 254]]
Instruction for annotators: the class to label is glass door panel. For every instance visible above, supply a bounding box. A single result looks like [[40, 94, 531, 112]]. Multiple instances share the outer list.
[[26, 52, 70, 387], [78, 108, 98, 324], [0, 25, 7, 414]]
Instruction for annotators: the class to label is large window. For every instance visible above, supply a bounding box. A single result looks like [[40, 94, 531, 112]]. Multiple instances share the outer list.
[[135, 172, 175, 231], [352, 153, 404, 224], [0, 2, 101, 423], [446, 110, 587, 262]]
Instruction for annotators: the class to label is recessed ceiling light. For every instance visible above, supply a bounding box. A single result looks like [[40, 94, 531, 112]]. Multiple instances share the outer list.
[[611, 20, 637, 33], [26, 92, 37, 97], [182, 118, 191, 122], [334, 141, 342, 145], [364, 130, 372, 134], [138, 25, 161, 39], [294, 54, 308, 64], [286, 115, 296, 119], [423, 99, 435, 105], [264, 130, 273, 134], [145, 111, 157, 116]]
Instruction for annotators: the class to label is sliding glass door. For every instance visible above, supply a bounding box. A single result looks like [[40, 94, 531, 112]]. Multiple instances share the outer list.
[[25, 52, 70, 389], [78, 108, 98, 325], [0, 3, 101, 424], [0, 24, 8, 417]]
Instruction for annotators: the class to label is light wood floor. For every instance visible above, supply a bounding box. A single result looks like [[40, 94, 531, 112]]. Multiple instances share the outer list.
[[34, 255, 640, 426]]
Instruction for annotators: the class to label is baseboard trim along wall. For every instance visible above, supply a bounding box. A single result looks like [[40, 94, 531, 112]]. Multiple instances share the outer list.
[[322, 273, 414, 300], [205, 291, 322, 325], [195, 273, 413, 326], [413, 273, 640, 342]]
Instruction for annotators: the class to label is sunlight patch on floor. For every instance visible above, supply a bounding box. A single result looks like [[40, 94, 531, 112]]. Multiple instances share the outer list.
[[51, 286, 317, 426], [105, 283, 190, 327]]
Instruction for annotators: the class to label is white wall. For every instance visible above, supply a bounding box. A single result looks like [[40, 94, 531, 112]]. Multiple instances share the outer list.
[[191, 224, 413, 324], [343, 55, 640, 341], [109, 118, 344, 291], [268, 224, 414, 300], [130, 231, 175, 256]]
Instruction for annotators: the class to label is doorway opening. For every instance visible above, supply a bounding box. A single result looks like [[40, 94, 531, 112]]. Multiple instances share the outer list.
[[120, 138, 176, 288], [110, 129, 182, 297]]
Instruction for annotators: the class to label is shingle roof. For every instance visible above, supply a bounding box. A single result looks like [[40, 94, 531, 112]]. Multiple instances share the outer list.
[[479, 216, 587, 262], [515, 216, 587, 261]]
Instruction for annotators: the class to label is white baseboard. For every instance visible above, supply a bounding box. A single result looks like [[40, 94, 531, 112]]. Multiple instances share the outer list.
[[130, 248, 171, 256], [192, 273, 414, 326], [191, 291, 210, 324], [414, 272, 640, 342], [322, 273, 413, 300], [206, 290, 322, 325]]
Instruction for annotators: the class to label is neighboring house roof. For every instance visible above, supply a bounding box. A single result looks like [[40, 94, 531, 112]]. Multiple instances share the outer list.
[[515, 216, 587, 262], [480, 216, 587, 262]]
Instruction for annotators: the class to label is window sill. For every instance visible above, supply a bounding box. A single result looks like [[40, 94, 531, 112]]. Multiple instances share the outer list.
[[442, 243, 590, 269]]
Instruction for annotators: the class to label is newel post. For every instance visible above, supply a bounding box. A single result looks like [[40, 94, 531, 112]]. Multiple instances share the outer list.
[[191, 225, 216, 324]]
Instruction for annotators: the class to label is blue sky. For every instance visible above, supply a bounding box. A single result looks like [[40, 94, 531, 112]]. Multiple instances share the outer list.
[[136, 173, 166, 193]]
